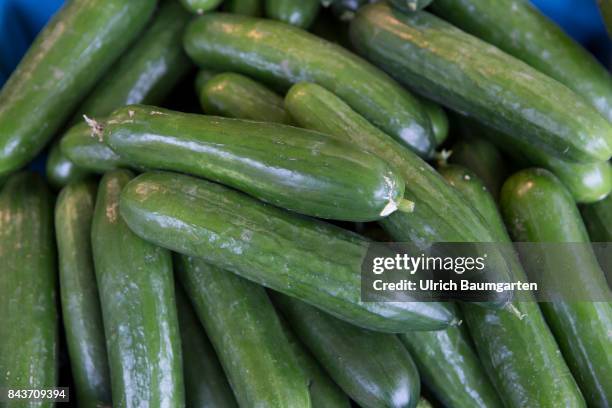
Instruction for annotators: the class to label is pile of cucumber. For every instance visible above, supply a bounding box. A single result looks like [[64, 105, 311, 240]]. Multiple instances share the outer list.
[[0, 0, 610, 407]]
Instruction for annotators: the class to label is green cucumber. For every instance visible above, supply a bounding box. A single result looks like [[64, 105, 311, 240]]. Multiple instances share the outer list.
[[0, 173, 57, 405], [581, 194, 612, 242], [501, 168, 612, 407], [104, 104, 407, 222], [390, 0, 433, 13], [419, 96, 448, 147], [175, 255, 310, 407], [349, 3, 612, 163], [120, 171, 458, 332], [195, 69, 220, 93], [430, 0, 612, 124], [46, 143, 89, 190], [180, 0, 223, 14], [55, 180, 111, 407], [273, 293, 420, 408], [440, 165, 586, 408], [398, 312, 502, 408], [416, 398, 433, 408], [284, 82, 513, 307], [60, 122, 127, 173], [198, 72, 292, 124], [92, 170, 184, 407], [448, 136, 508, 201], [599, 0, 612, 38], [224, 0, 263, 15], [0, 0, 156, 177], [183, 12, 435, 157], [266, 0, 321, 28], [176, 285, 238, 408]]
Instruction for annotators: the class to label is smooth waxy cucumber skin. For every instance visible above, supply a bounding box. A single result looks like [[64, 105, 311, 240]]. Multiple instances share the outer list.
[[440, 165, 586, 408], [175, 285, 238, 408], [349, 3, 612, 163], [0, 173, 57, 407], [119, 171, 457, 332], [180, 0, 223, 13], [92, 170, 184, 408], [224, 0, 263, 15], [419, 96, 448, 146], [431, 0, 612, 124], [55, 181, 111, 408], [274, 293, 420, 408], [599, 0, 612, 38], [183, 12, 435, 157], [46, 143, 89, 190], [60, 122, 127, 173], [501, 169, 612, 408], [105, 105, 405, 222], [581, 194, 612, 242], [0, 0, 157, 177], [390, 0, 433, 12], [284, 82, 512, 307], [176, 256, 311, 408], [266, 0, 321, 28], [198, 72, 292, 124]]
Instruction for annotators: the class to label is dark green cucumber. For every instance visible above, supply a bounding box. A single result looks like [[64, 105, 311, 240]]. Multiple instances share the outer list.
[[266, 0, 321, 28], [329, 0, 370, 21], [198, 72, 292, 124], [279, 315, 351, 407], [416, 398, 433, 408], [440, 165, 586, 408], [581, 194, 612, 242], [176, 285, 238, 408], [183, 12, 435, 157], [0, 0, 156, 177], [104, 104, 407, 222], [284, 82, 513, 307], [195, 69, 220, 93], [599, 0, 612, 38], [92, 170, 184, 407], [55, 180, 111, 407], [60, 122, 127, 172], [224, 0, 263, 15], [398, 312, 502, 408], [46, 143, 89, 190], [119, 171, 458, 332], [180, 0, 223, 14], [175, 255, 310, 407], [419, 96, 448, 147], [274, 293, 420, 408], [349, 3, 612, 163], [449, 136, 508, 201], [390, 0, 433, 12], [430, 0, 612, 124], [501, 169, 612, 407], [0, 173, 57, 404]]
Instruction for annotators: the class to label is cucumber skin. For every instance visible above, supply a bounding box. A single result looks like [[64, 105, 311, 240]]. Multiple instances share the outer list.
[[46, 143, 89, 190], [224, 0, 263, 15], [183, 12, 435, 157], [92, 170, 184, 408], [104, 105, 405, 222], [284, 82, 512, 307], [440, 165, 586, 408], [349, 3, 612, 163], [0, 0, 157, 177], [176, 285, 238, 408], [599, 0, 612, 38], [266, 0, 321, 28], [180, 0, 223, 13], [60, 122, 127, 173], [198, 72, 292, 124], [0, 173, 57, 406], [419, 96, 448, 147], [581, 194, 612, 242], [390, 0, 433, 12], [55, 180, 111, 408], [175, 256, 311, 408], [274, 293, 420, 408], [431, 0, 612, 124], [119, 171, 457, 332], [501, 169, 612, 408]]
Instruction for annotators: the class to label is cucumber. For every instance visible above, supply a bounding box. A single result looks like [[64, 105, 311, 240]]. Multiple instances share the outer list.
[[92, 170, 184, 407], [330, 0, 368, 21], [195, 69, 220, 93], [599, 0, 612, 38], [273, 293, 420, 408], [119, 171, 458, 332], [180, 0, 223, 14], [440, 165, 586, 408], [419, 96, 448, 147], [0, 173, 57, 405], [279, 315, 351, 407], [175, 255, 311, 408], [284, 82, 513, 307], [349, 3, 612, 163], [501, 168, 612, 407], [55, 180, 111, 407], [60, 122, 127, 173], [198, 72, 292, 124], [448, 136, 508, 201], [390, 0, 433, 13], [46, 143, 89, 190], [176, 285, 238, 408], [430, 0, 612, 124], [0, 0, 157, 177], [398, 312, 502, 408], [416, 398, 433, 408], [266, 0, 321, 28], [183, 12, 435, 157], [224, 0, 263, 15], [104, 104, 408, 222], [581, 194, 612, 242]]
